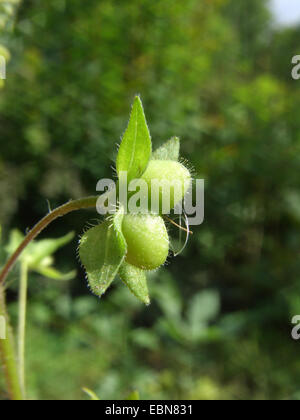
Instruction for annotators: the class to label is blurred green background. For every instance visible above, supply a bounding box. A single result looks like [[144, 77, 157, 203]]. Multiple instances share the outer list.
[[1, 0, 300, 400]]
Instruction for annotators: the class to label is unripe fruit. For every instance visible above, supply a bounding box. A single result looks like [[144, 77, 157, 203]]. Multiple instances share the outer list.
[[122, 214, 169, 270], [140, 160, 191, 212]]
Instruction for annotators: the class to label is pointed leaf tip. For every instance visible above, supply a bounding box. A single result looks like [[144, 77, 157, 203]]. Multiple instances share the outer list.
[[119, 262, 150, 305], [79, 208, 127, 298], [116, 96, 152, 182]]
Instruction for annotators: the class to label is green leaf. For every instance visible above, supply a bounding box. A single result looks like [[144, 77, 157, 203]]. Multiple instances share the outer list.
[[79, 208, 127, 297], [116, 96, 152, 182], [5, 229, 76, 281], [126, 390, 140, 400], [5, 230, 75, 269], [28, 232, 75, 267], [152, 136, 180, 161], [82, 387, 100, 401], [34, 266, 76, 281], [119, 262, 150, 305]]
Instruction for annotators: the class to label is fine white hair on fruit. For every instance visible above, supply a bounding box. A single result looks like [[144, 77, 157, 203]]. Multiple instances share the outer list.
[[110, 164, 118, 179], [179, 157, 197, 180]]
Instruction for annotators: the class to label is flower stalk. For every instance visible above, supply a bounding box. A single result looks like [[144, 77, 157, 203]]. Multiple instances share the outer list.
[[0, 196, 98, 400]]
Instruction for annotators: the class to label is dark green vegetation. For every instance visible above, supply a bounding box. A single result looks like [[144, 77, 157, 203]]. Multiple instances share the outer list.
[[1, 0, 300, 400]]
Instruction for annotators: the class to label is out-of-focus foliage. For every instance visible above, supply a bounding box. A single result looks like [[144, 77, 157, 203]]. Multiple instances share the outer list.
[[0, 0, 21, 87], [5, 229, 76, 280], [1, 0, 300, 400]]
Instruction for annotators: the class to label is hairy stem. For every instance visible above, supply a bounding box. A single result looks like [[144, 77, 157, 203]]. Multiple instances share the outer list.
[[0, 196, 98, 286], [0, 285, 23, 400], [18, 261, 28, 399]]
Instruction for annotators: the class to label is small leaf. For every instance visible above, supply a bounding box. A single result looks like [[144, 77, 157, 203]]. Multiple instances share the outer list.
[[119, 262, 150, 305], [82, 387, 100, 401], [79, 209, 127, 297], [5, 230, 76, 281], [126, 390, 140, 400], [29, 232, 75, 267], [152, 137, 180, 161], [35, 266, 76, 281], [5, 230, 75, 269], [116, 96, 152, 182]]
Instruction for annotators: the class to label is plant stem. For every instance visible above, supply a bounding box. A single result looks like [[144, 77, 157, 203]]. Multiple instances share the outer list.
[[18, 261, 28, 399], [0, 284, 23, 400], [0, 195, 98, 400], [0, 196, 98, 286]]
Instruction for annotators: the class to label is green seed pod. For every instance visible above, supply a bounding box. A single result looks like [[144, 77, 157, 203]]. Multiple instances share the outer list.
[[140, 160, 191, 212], [122, 214, 169, 270]]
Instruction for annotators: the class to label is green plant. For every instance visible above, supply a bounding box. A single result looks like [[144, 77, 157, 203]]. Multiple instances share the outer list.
[[79, 97, 192, 303], [0, 96, 192, 400], [1, 0, 300, 401]]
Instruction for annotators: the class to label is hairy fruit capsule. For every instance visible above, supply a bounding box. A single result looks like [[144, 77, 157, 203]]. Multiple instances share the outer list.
[[122, 214, 169, 270], [140, 160, 191, 212]]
